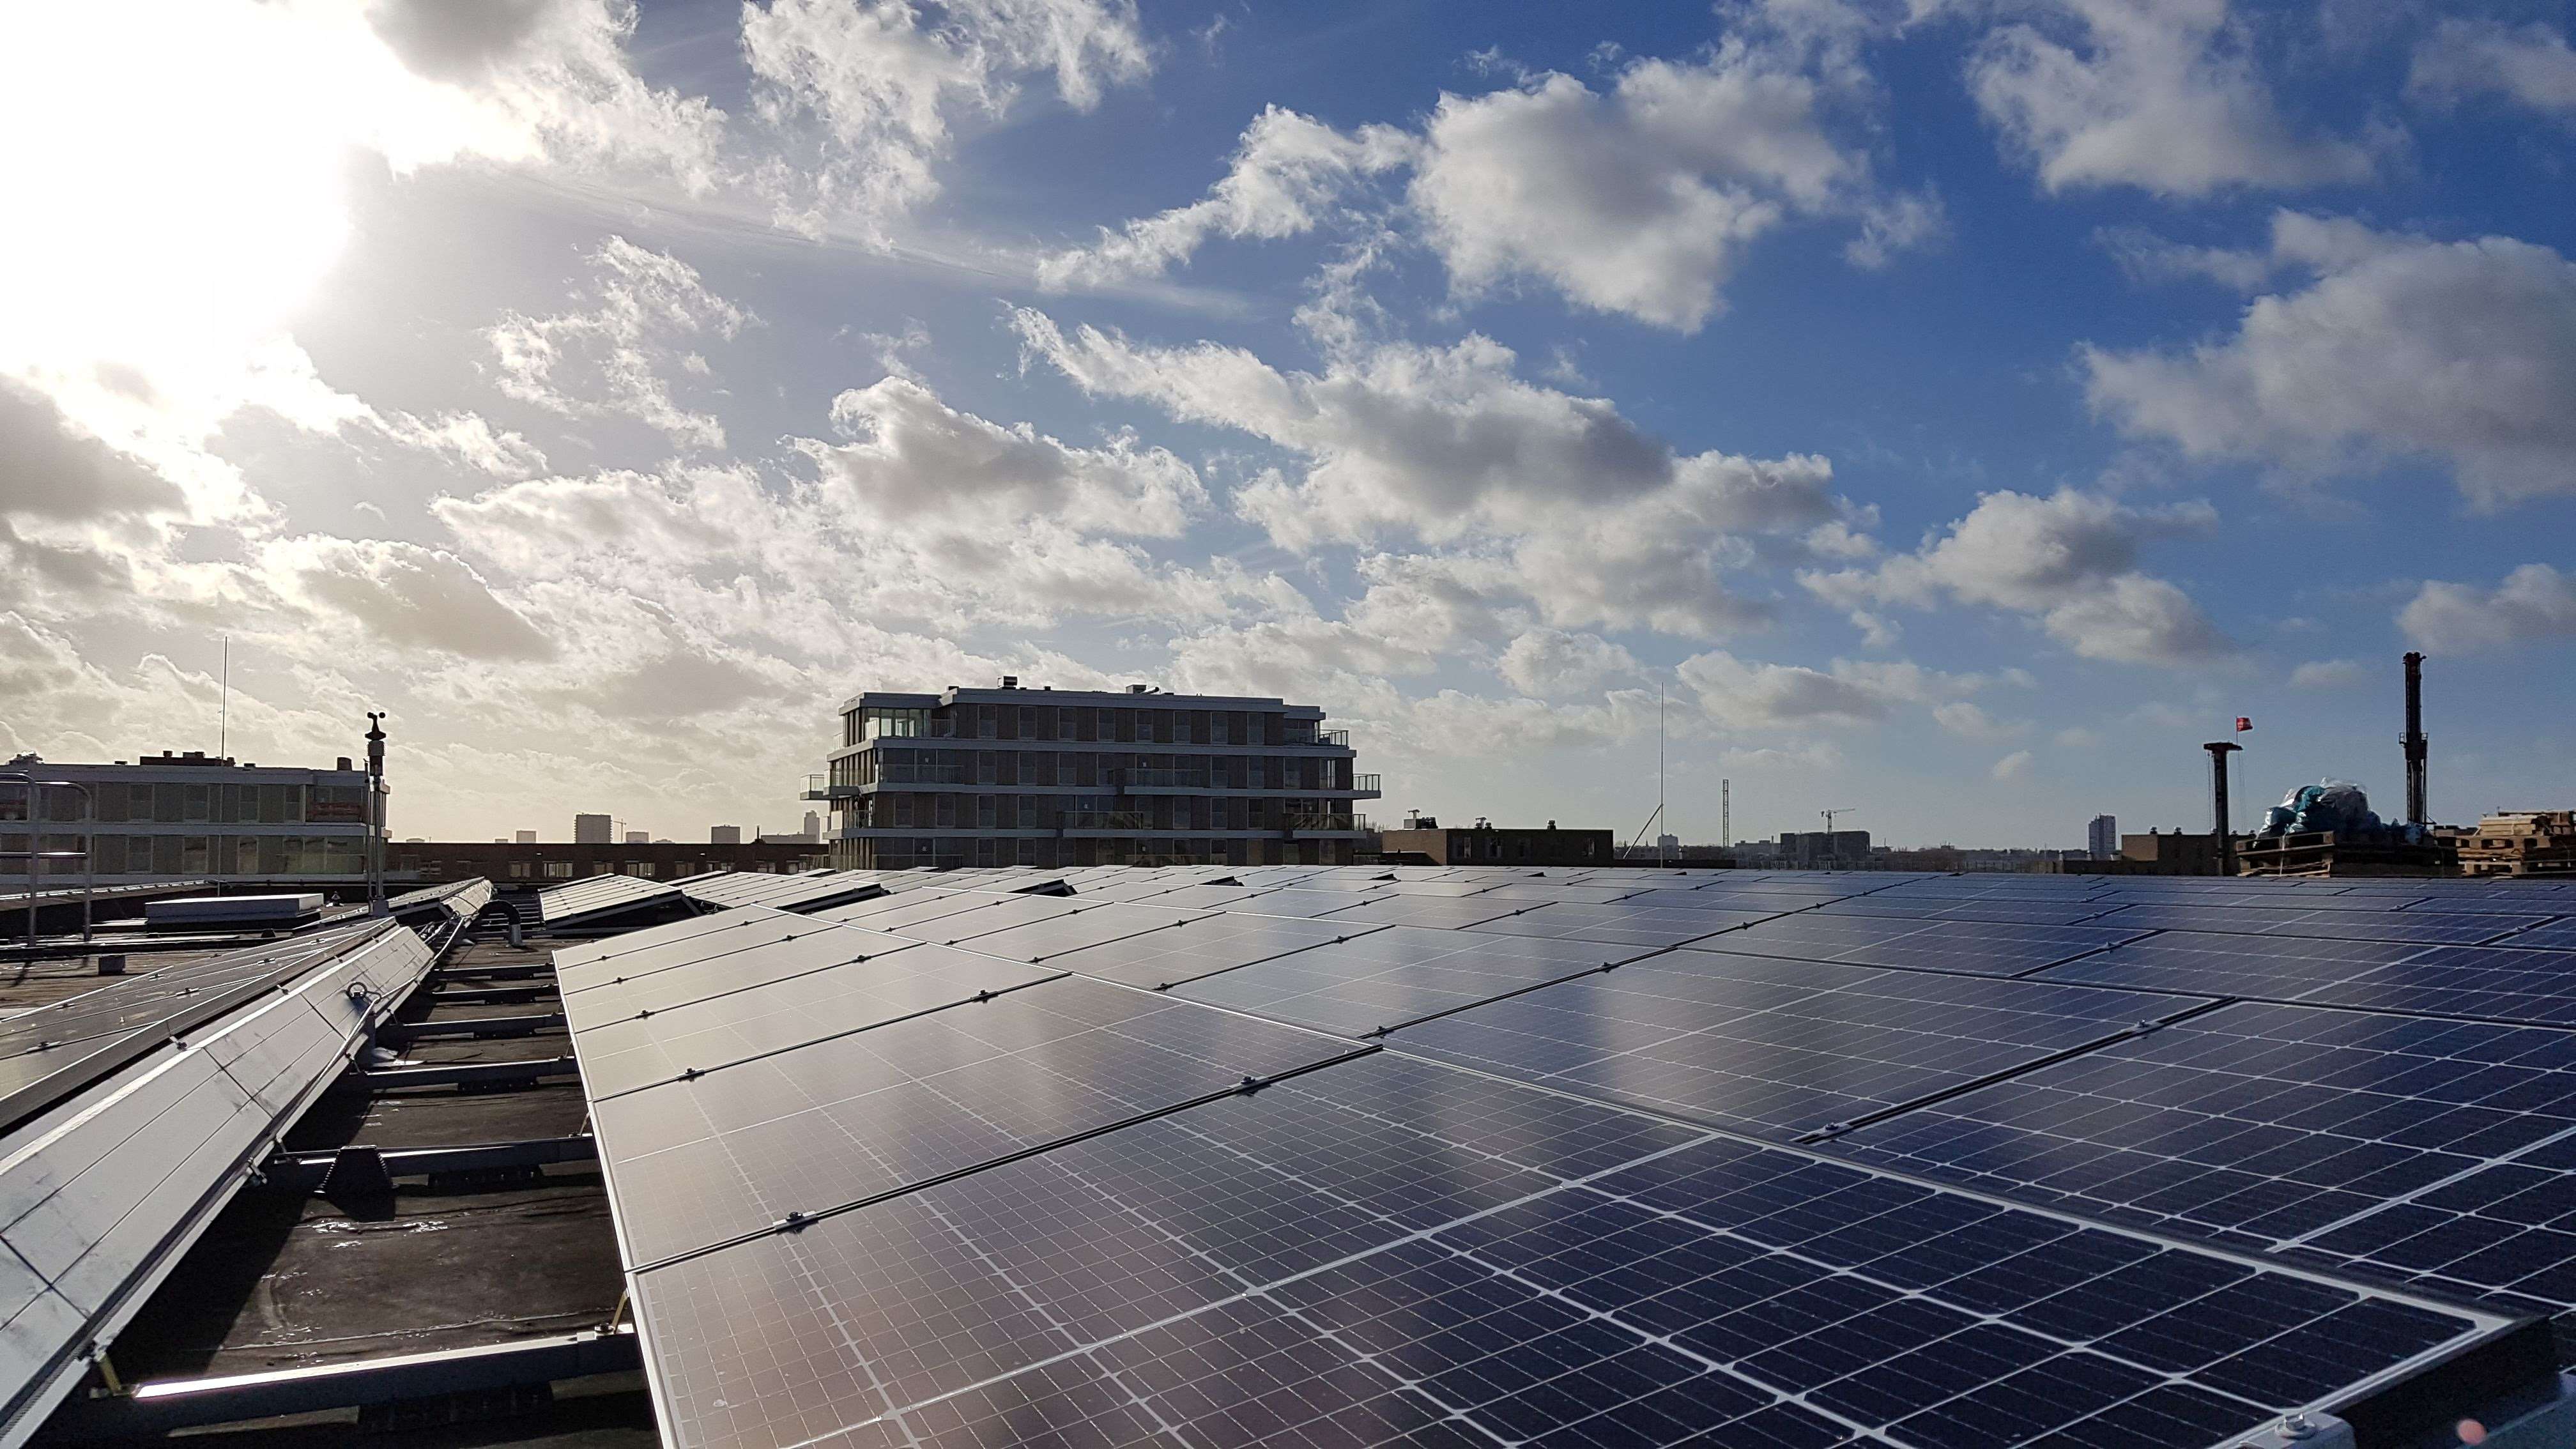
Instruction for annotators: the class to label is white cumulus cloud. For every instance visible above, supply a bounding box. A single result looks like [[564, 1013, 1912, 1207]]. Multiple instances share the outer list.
[[2400, 564, 2576, 653], [2083, 212, 2576, 507]]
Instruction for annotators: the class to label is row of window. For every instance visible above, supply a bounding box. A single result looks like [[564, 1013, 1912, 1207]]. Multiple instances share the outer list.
[[3, 833, 365, 876], [843, 703, 1322, 748], [834, 837, 1351, 870], [832, 750, 1356, 792], [839, 793, 1357, 832], [0, 781, 362, 825]]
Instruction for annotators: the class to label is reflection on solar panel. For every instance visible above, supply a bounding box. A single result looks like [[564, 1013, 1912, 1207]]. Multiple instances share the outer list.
[[1701, 914, 2150, 976], [589, 975, 1363, 1266], [1045, 911, 1388, 990], [1467, 898, 1784, 948], [1315, 894, 1533, 930], [1390, 951, 2207, 1139], [1173, 926, 1659, 1037], [535, 872, 680, 925], [1833, 1000, 2576, 1328], [556, 864, 2576, 1446], [2036, 933, 2576, 1025], [2086, 903, 2543, 944], [623, 1051, 2513, 1449], [675, 870, 883, 913]]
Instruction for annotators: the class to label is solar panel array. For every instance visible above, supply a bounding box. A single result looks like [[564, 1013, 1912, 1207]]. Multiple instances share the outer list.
[[559, 863, 2576, 1448]]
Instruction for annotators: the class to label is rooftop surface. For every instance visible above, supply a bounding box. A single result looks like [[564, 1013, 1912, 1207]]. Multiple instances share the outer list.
[[20, 864, 2576, 1449], [558, 863, 2576, 1449]]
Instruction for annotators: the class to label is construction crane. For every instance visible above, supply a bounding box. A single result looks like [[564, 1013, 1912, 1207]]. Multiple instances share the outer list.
[[1820, 808, 1855, 833]]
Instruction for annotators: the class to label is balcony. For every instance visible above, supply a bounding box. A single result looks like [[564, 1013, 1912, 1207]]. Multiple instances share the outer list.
[[1120, 768, 1212, 792], [1057, 810, 1154, 834], [1351, 773, 1381, 796], [1287, 811, 1372, 838], [799, 774, 861, 801]]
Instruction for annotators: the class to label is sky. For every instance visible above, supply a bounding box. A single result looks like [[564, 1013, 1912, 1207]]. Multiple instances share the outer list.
[[1, 0, 2571, 848]]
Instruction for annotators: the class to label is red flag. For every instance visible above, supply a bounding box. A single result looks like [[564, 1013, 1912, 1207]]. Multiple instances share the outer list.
[[2235, 716, 2252, 732]]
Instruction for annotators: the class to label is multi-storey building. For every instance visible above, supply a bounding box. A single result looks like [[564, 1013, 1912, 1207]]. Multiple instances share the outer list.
[[2, 749, 374, 883], [809, 682, 1380, 869], [2086, 813, 2119, 860]]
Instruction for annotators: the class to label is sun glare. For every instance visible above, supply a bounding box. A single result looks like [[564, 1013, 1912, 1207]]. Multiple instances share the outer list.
[[0, 3, 354, 378]]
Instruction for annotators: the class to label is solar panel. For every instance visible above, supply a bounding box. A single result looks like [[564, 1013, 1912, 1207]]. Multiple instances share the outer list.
[[535, 873, 680, 925], [571, 943, 1060, 1098], [1816, 898, 2131, 927], [2035, 933, 2576, 1026], [619, 1050, 2510, 1449], [2508, 920, 2576, 951], [1314, 894, 1534, 931], [803, 889, 992, 931], [943, 901, 1206, 962], [2085, 903, 2543, 944], [1123, 882, 1273, 910], [1696, 914, 2149, 977], [1222, 886, 1397, 917], [879, 892, 1083, 945], [592, 974, 1363, 1266], [1043, 911, 1390, 990], [1171, 926, 1659, 1038], [555, 908, 816, 1002], [1466, 899, 1784, 949], [1828, 1000, 2576, 1327], [1390, 951, 2208, 1140]]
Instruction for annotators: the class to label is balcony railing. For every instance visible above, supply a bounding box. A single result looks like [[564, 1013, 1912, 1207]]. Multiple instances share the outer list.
[[879, 763, 971, 785], [1287, 811, 1371, 834], [1058, 810, 1154, 832], [1123, 768, 1211, 790], [1351, 773, 1380, 793], [800, 773, 860, 800]]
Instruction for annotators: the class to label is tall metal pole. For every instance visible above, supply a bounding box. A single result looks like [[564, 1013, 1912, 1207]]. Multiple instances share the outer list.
[[218, 635, 229, 760], [365, 712, 387, 916], [1657, 684, 1667, 868], [1721, 779, 1730, 853]]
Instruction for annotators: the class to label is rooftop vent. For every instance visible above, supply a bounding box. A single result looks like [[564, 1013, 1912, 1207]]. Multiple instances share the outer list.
[[1000, 675, 1018, 689], [1127, 684, 1149, 694]]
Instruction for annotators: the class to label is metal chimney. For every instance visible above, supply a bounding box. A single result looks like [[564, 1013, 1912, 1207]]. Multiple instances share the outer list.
[[2204, 740, 2242, 875], [2402, 652, 2428, 827]]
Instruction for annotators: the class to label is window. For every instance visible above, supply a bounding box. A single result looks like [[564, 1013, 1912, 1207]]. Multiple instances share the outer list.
[[843, 710, 861, 746]]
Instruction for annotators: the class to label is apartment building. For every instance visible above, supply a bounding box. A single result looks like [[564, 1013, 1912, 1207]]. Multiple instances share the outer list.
[[808, 681, 1380, 869], [2, 749, 374, 883]]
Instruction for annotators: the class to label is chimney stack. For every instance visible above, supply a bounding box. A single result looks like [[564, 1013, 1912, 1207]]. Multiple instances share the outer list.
[[2203, 740, 2242, 875], [2402, 652, 2428, 827]]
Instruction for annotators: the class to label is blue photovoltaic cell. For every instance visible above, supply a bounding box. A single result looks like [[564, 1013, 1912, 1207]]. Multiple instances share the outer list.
[[1041, 910, 1388, 990], [2031, 931, 2426, 1000], [624, 1051, 2490, 1449], [1390, 951, 2204, 1139], [1815, 898, 2132, 927], [1828, 1000, 2576, 1323], [592, 974, 1362, 1266], [2037, 934, 2576, 1026], [1172, 926, 1655, 1037], [1464, 900, 1782, 949], [1694, 914, 2148, 977], [1314, 894, 1536, 931], [2507, 920, 2576, 951], [2082, 904, 2540, 945]]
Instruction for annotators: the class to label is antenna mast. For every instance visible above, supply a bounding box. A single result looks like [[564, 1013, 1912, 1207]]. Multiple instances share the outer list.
[[217, 635, 229, 758]]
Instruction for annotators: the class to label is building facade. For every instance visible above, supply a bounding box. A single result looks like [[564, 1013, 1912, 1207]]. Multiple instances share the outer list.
[[3, 750, 374, 883], [574, 813, 612, 844], [1380, 822, 1610, 867], [2455, 811, 2576, 877], [388, 838, 825, 885], [811, 682, 1379, 869], [2087, 814, 2119, 860]]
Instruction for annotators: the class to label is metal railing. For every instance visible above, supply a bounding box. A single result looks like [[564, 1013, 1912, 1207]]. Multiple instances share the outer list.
[[1057, 811, 1154, 832], [1123, 768, 1211, 790], [1286, 811, 1370, 834], [1351, 773, 1380, 793]]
